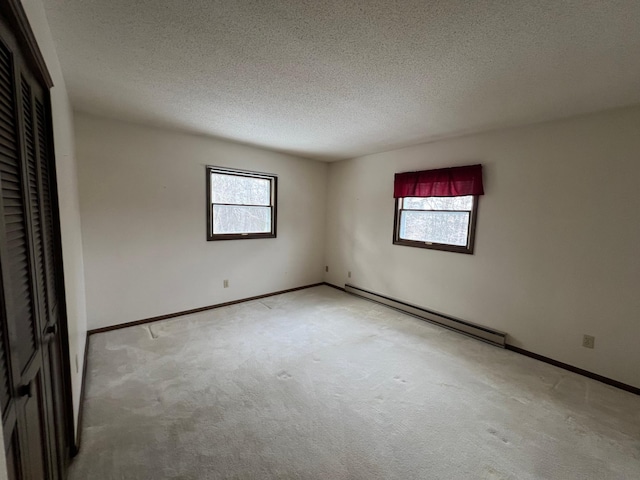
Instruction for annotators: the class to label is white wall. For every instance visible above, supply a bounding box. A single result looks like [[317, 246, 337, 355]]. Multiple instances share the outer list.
[[21, 0, 88, 436], [75, 113, 327, 330], [324, 106, 640, 389]]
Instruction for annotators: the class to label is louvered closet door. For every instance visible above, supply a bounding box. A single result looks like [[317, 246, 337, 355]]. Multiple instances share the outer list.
[[0, 36, 49, 480], [0, 34, 22, 480], [0, 14, 70, 478], [23, 72, 66, 479]]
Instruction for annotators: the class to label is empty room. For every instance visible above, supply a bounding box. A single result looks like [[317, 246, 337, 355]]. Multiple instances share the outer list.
[[0, 0, 639, 479]]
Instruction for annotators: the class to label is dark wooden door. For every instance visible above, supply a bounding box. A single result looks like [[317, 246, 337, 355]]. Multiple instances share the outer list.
[[0, 6, 70, 479], [0, 35, 49, 480], [0, 25, 21, 480], [23, 69, 67, 479]]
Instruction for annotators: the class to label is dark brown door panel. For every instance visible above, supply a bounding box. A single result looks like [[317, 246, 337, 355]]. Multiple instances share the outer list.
[[0, 3, 73, 478]]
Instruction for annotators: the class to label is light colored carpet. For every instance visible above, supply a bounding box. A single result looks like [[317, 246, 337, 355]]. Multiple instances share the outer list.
[[71, 286, 640, 479]]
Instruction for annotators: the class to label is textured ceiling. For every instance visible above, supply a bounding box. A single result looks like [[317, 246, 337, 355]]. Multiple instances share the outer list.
[[43, 0, 640, 161]]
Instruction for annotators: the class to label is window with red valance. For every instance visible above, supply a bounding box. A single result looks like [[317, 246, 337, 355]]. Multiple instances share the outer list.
[[393, 164, 484, 254]]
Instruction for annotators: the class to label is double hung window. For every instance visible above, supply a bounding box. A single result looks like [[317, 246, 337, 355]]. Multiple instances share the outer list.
[[206, 166, 277, 240], [393, 164, 484, 254]]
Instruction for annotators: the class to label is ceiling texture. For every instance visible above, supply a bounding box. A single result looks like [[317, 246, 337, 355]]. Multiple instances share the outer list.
[[43, 0, 640, 161]]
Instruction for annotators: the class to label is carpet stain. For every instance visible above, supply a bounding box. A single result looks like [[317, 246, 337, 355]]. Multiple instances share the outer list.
[[488, 427, 510, 444], [481, 465, 513, 479], [437, 382, 460, 389], [277, 370, 293, 380], [146, 325, 158, 339], [509, 396, 529, 405]]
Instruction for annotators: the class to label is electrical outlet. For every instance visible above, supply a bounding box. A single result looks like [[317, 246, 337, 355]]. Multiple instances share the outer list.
[[348, 271, 351, 278], [325, 266, 329, 273], [582, 335, 595, 349], [75, 354, 79, 373], [223, 279, 229, 288]]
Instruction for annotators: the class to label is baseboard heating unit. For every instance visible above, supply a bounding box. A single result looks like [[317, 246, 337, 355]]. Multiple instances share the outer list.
[[344, 284, 506, 347]]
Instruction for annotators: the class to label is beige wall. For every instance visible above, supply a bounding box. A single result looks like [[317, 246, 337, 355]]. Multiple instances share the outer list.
[[324, 106, 640, 389], [21, 0, 88, 435], [74, 113, 327, 330]]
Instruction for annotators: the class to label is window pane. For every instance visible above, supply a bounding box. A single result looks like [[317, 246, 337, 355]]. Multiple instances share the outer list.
[[213, 205, 271, 234], [403, 196, 473, 211], [400, 211, 470, 246], [212, 173, 271, 206]]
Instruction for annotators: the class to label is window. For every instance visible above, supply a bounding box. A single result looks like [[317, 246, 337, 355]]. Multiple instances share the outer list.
[[393, 195, 478, 253], [392, 164, 484, 254], [206, 166, 277, 241]]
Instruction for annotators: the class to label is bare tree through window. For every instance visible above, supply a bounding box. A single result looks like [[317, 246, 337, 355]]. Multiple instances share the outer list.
[[207, 167, 277, 240], [394, 195, 478, 254]]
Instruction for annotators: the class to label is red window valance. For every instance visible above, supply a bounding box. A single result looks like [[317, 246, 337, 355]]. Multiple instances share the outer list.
[[394, 164, 484, 198]]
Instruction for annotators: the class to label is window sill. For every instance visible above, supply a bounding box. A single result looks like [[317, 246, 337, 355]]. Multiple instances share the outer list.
[[207, 233, 277, 241], [392, 238, 474, 254]]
